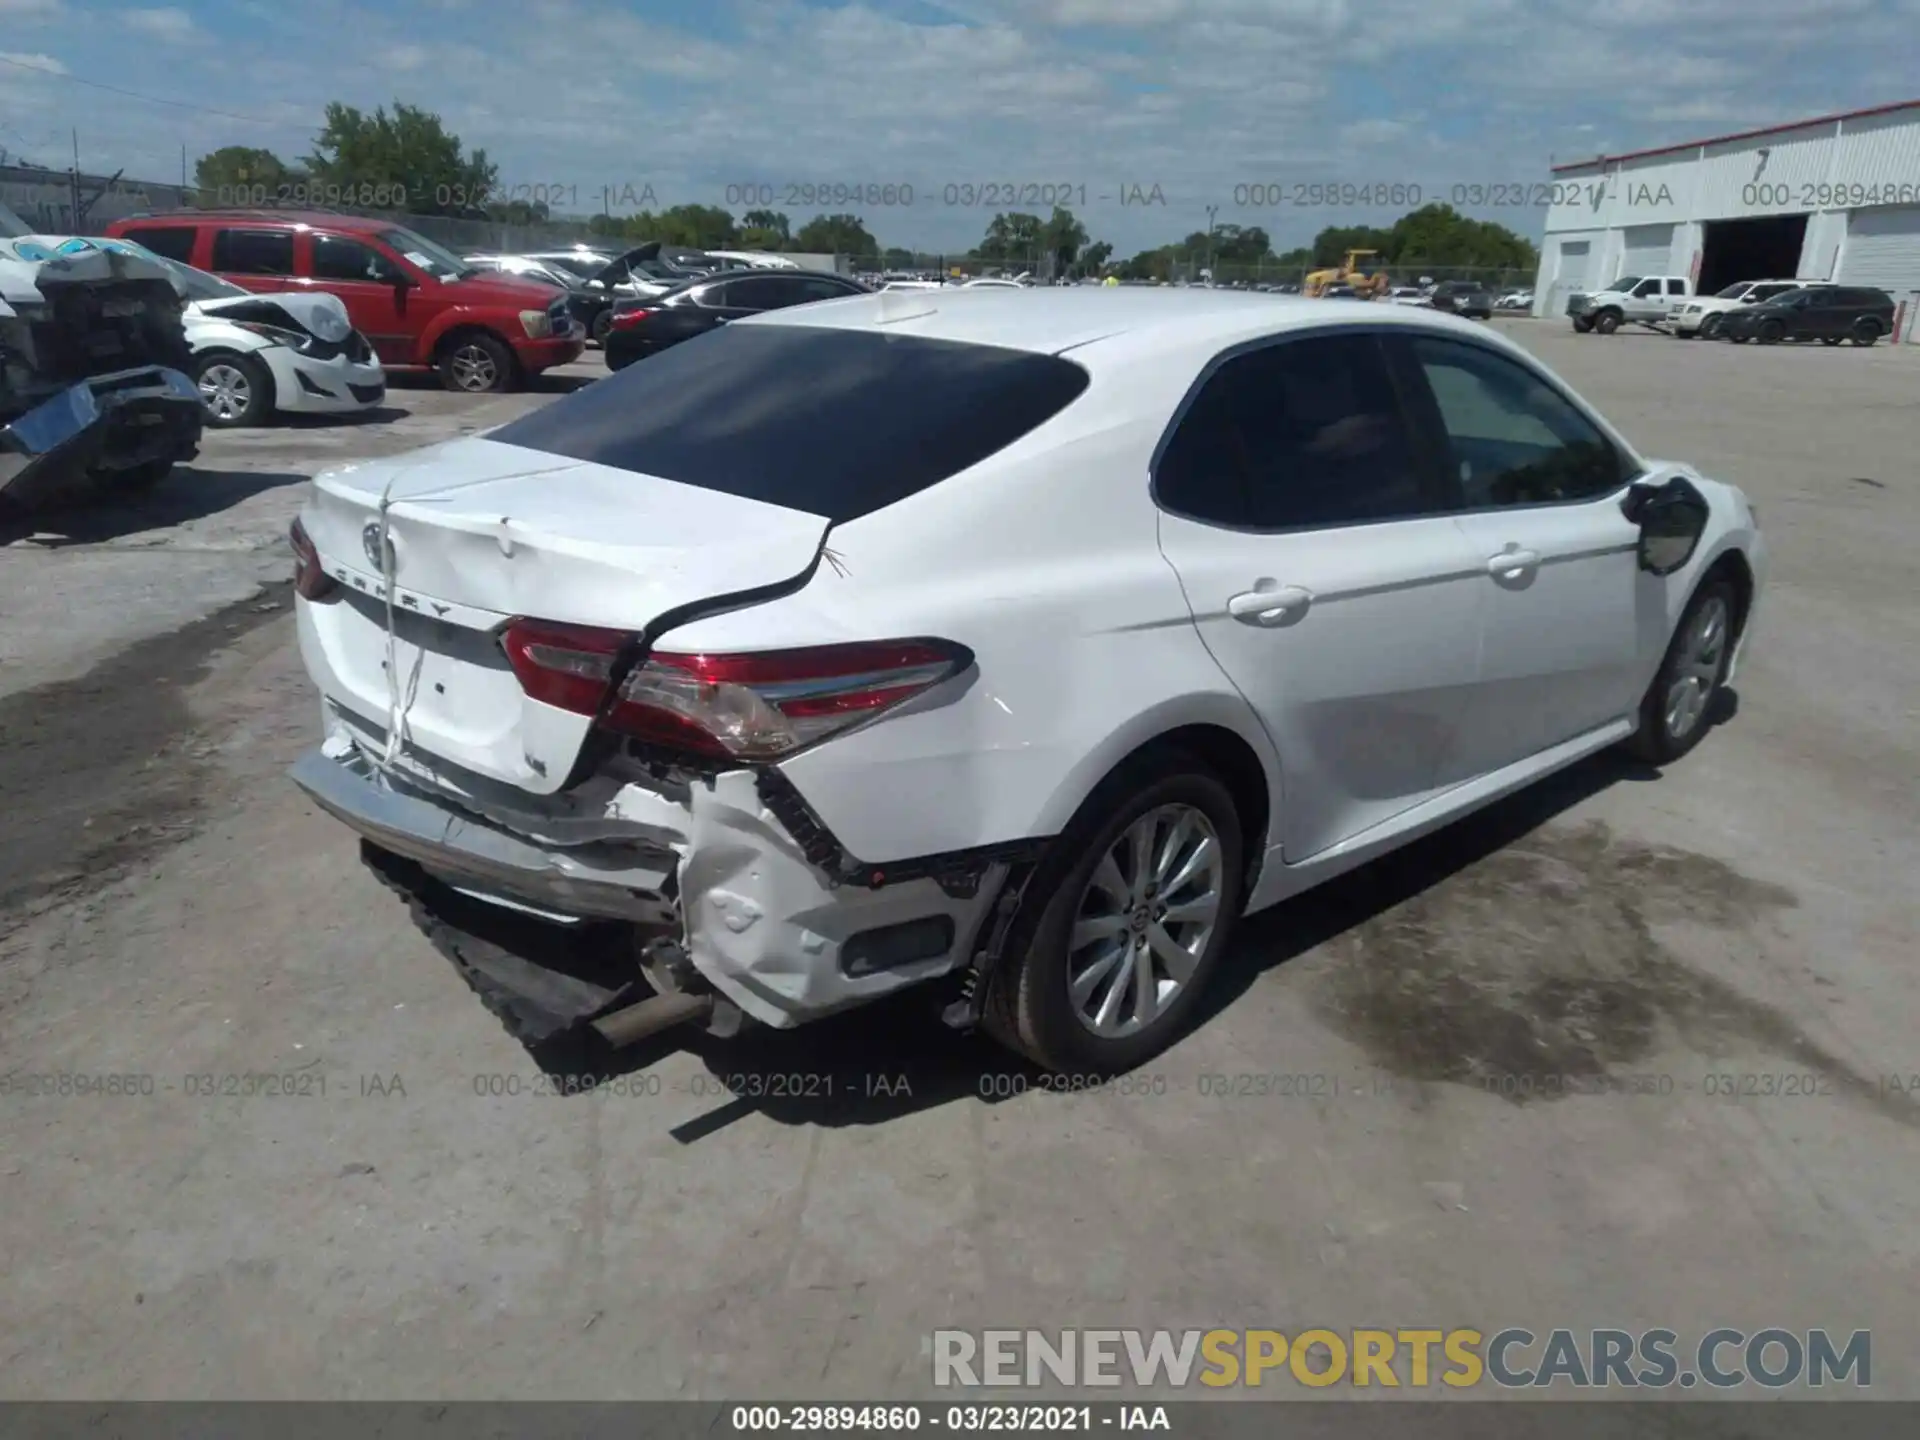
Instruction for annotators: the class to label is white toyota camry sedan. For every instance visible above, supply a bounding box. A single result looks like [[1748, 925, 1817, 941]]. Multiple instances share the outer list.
[[288, 287, 1765, 1073]]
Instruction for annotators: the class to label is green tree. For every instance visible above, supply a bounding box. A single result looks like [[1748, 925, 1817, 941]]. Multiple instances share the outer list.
[[304, 101, 497, 217], [975, 211, 1044, 265], [1038, 206, 1088, 277], [740, 209, 791, 249], [793, 213, 880, 256], [192, 146, 300, 204], [881, 246, 917, 269], [645, 204, 739, 248], [1079, 240, 1114, 276]]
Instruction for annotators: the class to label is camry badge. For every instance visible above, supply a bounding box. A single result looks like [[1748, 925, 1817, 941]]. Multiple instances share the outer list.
[[362, 521, 396, 574]]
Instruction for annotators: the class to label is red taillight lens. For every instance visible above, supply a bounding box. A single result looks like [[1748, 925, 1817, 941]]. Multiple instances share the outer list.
[[500, 619, 630, 715], [290, 517, 338, 600], [609, 308, 652, 330], [608, 641, 970, 760], [498, 623, 969, 762]]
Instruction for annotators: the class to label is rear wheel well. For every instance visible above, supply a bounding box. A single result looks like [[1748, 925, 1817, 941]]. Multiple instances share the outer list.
[[1089, 725, 1272, 887]]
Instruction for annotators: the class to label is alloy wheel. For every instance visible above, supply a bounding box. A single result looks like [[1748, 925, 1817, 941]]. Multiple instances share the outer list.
[[448, 343, 499, 391], [1066, 803, 1223, 1039], [1664, 595, 1728, 741], [199, 363, 252, 421]]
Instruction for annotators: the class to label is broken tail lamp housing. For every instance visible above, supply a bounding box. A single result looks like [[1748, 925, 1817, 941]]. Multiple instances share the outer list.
[[289, 517, 338, 600], [500, 620, 971, 762]]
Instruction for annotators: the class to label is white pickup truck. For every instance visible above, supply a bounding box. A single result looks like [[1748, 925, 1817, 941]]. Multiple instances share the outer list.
[[1568, 275, 1692, 333]]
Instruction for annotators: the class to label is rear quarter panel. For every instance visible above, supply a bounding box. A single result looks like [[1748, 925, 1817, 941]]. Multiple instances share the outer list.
[[656, 358, 1283, 864]]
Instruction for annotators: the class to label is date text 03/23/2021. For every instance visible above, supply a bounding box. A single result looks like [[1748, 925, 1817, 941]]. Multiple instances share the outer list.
[[719, 182, 1167, 209], [728, 1404, 1168, 1432]]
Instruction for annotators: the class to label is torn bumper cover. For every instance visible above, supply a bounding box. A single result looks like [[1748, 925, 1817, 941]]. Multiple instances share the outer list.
[[0, 365, 201, 509], [289, 735, 1006, 1031]]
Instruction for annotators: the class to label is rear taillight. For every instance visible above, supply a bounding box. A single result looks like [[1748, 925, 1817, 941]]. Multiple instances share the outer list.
[[290, 517, 338, 600], [609, 308, 653, 330], [499, 621, 969, 762]]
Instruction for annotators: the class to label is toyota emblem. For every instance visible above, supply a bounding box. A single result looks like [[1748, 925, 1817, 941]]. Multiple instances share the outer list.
[[362, 521, 396, 574]]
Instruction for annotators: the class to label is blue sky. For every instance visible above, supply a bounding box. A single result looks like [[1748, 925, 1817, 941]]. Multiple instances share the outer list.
[[3, 0, 1918, 253]]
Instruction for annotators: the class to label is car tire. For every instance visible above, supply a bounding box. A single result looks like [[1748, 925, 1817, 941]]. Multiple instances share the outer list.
[[590, 310, 614, 345], [982, 757, 1245, 1075], [193, 350, 274, 427], [1851, 319, 1881, 346], [1700, 314, 1723, 340], [1592, 309, 1621, 334], [437, 331, 518, 393], [1757, 320, 1784, 344], [1623, 578, 1737, 766], [1572, 316, 1594, 333]]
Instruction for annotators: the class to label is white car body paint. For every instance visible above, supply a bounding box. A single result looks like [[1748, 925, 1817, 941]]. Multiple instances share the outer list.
[[291, 289, 1766, 1031], [186, 287, 385, 419]]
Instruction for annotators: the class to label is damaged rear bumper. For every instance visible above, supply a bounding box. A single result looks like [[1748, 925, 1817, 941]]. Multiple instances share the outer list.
[[0, 365, 202, 509], [290, 734, 1008, 1032]]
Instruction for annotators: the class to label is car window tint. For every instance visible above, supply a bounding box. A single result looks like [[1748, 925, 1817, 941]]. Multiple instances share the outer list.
[[1411, 336, 1630, 507], [797, 277, 855, 303], [1665, 279, 1686, 294], [1157, 335, 1433, 530], [311, 235, 392, 282], [720, 276, 787, 309], [211, 228, 293, 276], [487, 326, 1090, 523], [121, 226, 195, 262]]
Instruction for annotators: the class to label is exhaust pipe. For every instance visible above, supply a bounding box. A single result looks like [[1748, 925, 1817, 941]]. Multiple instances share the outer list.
[[592, 990, 714, 1049]]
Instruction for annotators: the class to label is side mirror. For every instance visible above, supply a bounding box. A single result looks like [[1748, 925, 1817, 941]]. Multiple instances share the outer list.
[[1621, 477, 1709, 575]]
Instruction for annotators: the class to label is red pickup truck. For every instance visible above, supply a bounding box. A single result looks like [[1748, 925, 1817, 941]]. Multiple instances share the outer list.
[[106, 210, 584, 392]]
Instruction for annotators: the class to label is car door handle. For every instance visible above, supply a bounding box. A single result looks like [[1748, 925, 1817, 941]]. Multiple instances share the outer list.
[[1486, 548, 1541, 578], [1227, 585, 1312, 625]]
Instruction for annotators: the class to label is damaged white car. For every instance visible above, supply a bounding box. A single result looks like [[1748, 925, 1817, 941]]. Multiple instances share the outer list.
[[290, 288, 1765, 1072], [153, 256, 386, 427]]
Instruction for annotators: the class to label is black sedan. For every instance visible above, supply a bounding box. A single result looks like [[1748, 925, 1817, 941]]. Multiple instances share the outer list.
[[602, 270, 870, 369], [1429, 281, 1494, 319]]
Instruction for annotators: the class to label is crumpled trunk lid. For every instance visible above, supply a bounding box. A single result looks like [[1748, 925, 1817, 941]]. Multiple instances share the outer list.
[[298, 436, 831, 794]]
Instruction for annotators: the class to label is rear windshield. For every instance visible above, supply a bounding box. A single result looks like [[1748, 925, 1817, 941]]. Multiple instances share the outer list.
[[488, 324, 1091, 522]]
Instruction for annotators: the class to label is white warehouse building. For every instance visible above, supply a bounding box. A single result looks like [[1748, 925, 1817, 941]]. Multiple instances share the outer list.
[[1533, 98, 1920, 341]]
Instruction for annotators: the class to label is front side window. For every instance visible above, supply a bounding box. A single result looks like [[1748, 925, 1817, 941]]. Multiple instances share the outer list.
[[1155, 334, 1436, 531], [211, 228, 293, 276], [312, 234, 401, 283], [1409, 336, 1632, 508], [376, 227, 471, 281]]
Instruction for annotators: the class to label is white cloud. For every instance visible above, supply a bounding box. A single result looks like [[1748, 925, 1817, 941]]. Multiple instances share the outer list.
[[122, 6, 195, 39], [0, 51, 67, 74]]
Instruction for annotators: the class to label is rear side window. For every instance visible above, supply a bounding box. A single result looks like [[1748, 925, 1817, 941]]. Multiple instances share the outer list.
[[211, 228, 293, 276], [1156, 334, 1438, 530], [120, 226, 195, 262], [487, 325, 1090, 522]]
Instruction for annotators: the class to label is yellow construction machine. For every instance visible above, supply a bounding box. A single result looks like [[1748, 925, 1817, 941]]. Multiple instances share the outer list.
[[1302, 249, 1390, 299]]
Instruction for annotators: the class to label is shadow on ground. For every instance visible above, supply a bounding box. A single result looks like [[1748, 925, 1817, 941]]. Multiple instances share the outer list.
[[385, 370, 596, 395], [0, 466, 308, 547], [351, 689, 1920, 1142]]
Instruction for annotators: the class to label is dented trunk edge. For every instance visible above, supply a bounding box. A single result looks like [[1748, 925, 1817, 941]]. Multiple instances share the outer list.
[[294, 715, 1049, 1031], [0, 365, 201, 508]]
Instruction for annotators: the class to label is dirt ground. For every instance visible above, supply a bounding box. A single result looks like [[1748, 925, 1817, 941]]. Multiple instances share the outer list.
[[1, 334, 1916, 1403]]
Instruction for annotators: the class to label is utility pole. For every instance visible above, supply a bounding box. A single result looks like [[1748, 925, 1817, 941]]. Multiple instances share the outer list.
[[69, 128, 81, 229], [1205, 203, 1218, 282]]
